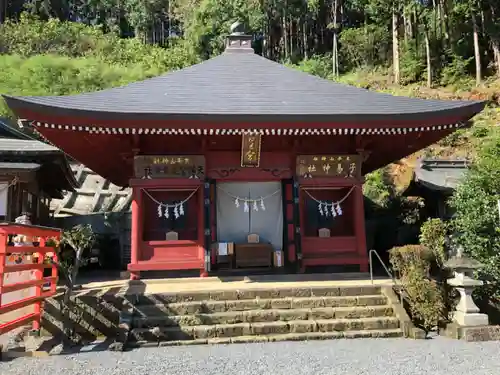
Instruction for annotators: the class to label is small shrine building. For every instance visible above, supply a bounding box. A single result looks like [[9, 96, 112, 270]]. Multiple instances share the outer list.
[[2, 25, 485, 279]]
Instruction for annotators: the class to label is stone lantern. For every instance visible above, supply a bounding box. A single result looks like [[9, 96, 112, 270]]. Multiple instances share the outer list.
[[444, 246, 489, 326]]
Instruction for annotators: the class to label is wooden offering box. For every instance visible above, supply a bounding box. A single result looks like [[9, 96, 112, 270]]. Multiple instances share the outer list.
[[235, 243, 273, 268]]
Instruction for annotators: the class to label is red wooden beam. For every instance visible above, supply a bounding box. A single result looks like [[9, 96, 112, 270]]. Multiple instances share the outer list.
[[129, 178, 202, 188], [1, 277, 57, 294], [0, 293, 52, 315], [0, 223, 61, 238], [4, 263, 51, 273], [4, 246, 56, 254], [0, 312, 39, 335]]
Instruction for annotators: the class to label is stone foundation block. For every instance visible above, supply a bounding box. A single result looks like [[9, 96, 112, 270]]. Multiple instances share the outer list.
[[251, 321, 289, 335], [215, 323, 252, 338], [289, 320, 317, 333]]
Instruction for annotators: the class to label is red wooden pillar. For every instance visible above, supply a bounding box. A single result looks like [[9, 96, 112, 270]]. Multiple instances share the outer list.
[[130, 187, 142, 280], [354, 183, 369, 272], [199, 184, 208, 277]]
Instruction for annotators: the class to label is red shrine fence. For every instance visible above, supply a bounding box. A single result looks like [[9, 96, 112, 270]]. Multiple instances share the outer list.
[[0, 223, 60, 335]]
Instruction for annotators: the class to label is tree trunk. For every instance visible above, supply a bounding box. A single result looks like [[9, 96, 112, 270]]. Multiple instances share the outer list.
[[403, 13, 408, 44], [392, 8, 400, 84], [439, 0, 450, 47], [61, 245, 83, 341], [0, 0, 4, 24], [492, 40, 500, 77], [489, 1, 500, 76], [283, 15, 288, 60], [332, 0, 339, 78], [472, 13, 482, 85], [424, 27, 432, 87], [303, 17, 308, 59]]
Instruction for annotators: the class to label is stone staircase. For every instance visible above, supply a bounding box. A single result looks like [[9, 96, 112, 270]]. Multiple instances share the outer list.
[[129, 285, 403, 346]]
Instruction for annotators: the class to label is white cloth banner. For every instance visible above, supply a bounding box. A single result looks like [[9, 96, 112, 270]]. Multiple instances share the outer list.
[[0, 183, 8, 217], [216, 182, 283, 250]]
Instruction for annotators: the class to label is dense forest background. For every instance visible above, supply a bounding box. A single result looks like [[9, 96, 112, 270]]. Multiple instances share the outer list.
[[0, 0, 499, 200]]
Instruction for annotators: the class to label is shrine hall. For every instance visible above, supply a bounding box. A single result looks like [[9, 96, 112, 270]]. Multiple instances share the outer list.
[[2, 23, 485, 279]]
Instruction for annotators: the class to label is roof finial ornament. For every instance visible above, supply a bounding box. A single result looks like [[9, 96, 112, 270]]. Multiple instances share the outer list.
[[225, 20, 254, 54], [230, 20, 245, 36]]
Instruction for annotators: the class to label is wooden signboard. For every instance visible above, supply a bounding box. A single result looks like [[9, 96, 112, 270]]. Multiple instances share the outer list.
[[241, 134, 262, 167], [296, 155, 361, 178], [134, 155, 205, 179]]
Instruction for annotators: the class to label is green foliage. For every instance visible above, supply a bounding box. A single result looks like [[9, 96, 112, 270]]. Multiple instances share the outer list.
[[338, 24, 391, 70], [389, 245, 445, 334], [363, 169, 393, 208], [389, 244, 433, 275], [0, 15, 199, 118], [181, 0, 265, 58], [59, 224, 96, 287], [0, 54, 156, 117], [450, 138, 500, 300], [61, 224, 96, 254], [404, 271, 446, 334], [440, 53, 474, 86], [0, 15, 198, 71], [420, 218, 449, 267], [399, 44, 424, 85], [290, 55, 333, 79]]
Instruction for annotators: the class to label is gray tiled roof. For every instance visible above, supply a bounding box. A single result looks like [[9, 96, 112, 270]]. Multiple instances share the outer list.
[[414, 159, 468, 191], [0, 162, 41, 170], [0, 138, 59, 153], [3, 51, 485, 123]]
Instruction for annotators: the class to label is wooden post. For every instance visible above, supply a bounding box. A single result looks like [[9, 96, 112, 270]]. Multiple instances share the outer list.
[[293, 179, 303, 273], [33, 237, 45, 331], [201, 180, 210, 277], [0, 234, 5, 309], [354, 184, 368, 272], [130, 187, 142, 280]]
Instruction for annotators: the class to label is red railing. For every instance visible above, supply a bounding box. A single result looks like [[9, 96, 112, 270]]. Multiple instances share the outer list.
[[0, 223, 61, 335]]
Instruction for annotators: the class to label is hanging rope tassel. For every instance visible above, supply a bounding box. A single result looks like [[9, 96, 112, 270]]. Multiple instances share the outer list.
[[235, 198, 240, 208], [179, 203, 184, 216], [318, 202, 324, 216], [331, 203, 336, 217], [244, 201, 249, 212], [164, 206, 169, 218], [174, 205, 179, 219], [253, 200, 259, 211], [260, 198, 265, 211], [157, 204, 163, 218], [336, 203, 343, 216]]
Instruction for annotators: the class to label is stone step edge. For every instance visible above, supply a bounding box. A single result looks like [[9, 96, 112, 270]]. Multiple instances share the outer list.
[[128, 329, 404, 348], [133, 286, 383, 303], [134, 294, 388, 310], [131, 316, 400, 334], [133, 305, 395, 323]]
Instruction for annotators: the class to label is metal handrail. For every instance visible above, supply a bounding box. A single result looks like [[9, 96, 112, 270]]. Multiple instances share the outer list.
[[368, 249, 395, 285]]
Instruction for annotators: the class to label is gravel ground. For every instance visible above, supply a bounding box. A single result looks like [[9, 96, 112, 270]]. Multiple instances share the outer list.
[[2, 336, 500, 375]]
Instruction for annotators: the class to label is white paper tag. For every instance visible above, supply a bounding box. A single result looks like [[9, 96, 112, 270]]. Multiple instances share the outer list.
[[218, 242, 228, 256], [276, 251, 282, 267]]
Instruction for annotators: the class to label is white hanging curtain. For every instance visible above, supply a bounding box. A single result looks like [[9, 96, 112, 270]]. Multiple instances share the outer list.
[[216, 182, 283, 250]]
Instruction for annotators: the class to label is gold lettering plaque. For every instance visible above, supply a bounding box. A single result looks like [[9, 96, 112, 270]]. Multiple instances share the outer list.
[[296, 155, 361, 178], [241, 134, 262, 167], [134, 155, 205, 178]]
